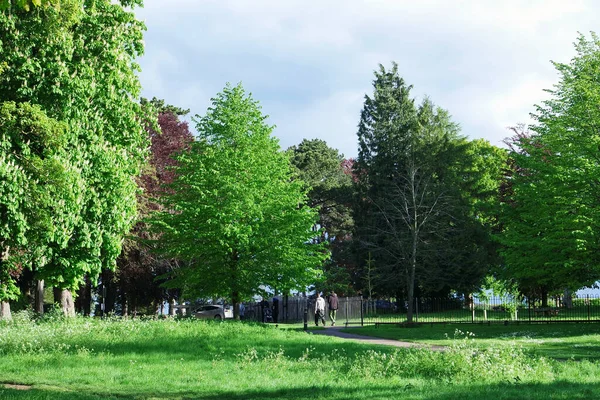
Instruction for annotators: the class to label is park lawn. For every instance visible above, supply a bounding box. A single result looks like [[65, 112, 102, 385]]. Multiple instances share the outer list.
[[0, 316, 599, 399], [344, 323, 600, 360]]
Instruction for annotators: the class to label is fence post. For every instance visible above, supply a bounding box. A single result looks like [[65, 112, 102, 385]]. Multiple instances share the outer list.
[[345, 297, 349, 327], [303, 297, 308, 331], [588, 294, 591, 321], [471, 295, 475, 323], [360, 296, 364, 327], [528, 297, 531, 323], [415, 297, 419, 323]]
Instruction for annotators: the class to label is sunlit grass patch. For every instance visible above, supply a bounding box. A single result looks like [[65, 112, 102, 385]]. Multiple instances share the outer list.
[[0, 316, 599, 399], [348, 323, 600, 360]]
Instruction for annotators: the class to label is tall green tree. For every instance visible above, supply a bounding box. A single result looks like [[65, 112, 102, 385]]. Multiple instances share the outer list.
[[354, 64, 451, 322], [150, 84, 327, 319], [111, 102, 194, 316], [353, 63, 415, 301], [0, 0, 150, 315], [0, 102, 82, 319], [287, 139, 355, 294], [422, 138, 505, 296], [499, 127, 562, 302], [500, 34, 600, 299], [354, 64, 501, 321]]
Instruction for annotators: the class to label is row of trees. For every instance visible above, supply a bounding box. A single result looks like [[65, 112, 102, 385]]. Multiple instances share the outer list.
[[352, 64, 505, 321], [3, 0, 599, 320], [0, 1, 326, 319], [0, 0, 151, 318], [499, 34, 600, 305], [287, 35, 600, 321]]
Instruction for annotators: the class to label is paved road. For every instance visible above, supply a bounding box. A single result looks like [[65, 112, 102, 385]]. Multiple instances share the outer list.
[[310, 326, 446, 351]]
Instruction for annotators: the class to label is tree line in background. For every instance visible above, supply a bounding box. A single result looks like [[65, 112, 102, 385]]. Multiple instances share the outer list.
[[2, 1, 600, 321]]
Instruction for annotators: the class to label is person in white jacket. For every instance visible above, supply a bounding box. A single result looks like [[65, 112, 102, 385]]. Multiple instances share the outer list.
[[314, 292, 326, 326]]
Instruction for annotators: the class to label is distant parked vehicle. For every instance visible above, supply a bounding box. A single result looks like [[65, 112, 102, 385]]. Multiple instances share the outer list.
[[376, 300, 398, 312], [194, 305, 233, 320]]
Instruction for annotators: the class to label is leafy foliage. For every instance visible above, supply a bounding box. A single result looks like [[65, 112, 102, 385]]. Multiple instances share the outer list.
[[499, 33, 600, 297], [353, 63, 504, 321], [150, 84, 327, 316], [113, 106, 194, 315], [0, 0, 150, 308], [140, 97, 190, 118], [0, 102, 82, 304], [287, 139, 355, 294]]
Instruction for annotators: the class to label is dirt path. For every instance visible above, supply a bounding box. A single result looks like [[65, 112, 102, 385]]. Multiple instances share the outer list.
[[310, 326, 446, 351]]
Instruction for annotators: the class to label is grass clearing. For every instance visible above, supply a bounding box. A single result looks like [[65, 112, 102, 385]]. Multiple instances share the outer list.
[[0, 313, 599, 399], [344, 323, 600, 360]]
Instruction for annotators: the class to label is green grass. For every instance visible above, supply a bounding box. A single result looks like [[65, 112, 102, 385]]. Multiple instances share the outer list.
[[344, 323, 600, 360], [0, 313, 599, 399]]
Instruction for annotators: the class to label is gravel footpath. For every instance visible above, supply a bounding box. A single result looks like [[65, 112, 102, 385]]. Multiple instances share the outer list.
[[310, 326, 446, 351]]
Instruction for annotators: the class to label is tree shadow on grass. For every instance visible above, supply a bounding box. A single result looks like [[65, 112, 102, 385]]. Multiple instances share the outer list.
[[527, 341, 600, 360], [2, 381, 599, 400]]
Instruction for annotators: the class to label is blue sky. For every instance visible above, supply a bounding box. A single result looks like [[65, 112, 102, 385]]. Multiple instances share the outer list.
[[135, 0, 600, 159]]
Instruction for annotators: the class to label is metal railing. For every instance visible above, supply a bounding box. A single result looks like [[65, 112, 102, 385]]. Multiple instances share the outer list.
[[242, 294, 600, 325], [358, 295, 600, 325], [245, 294, 600, 325]]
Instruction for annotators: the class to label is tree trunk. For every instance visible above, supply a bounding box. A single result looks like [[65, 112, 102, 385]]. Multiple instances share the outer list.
[[232, 290, 240, 320], [563, 289, 573, 308], [406, 223, 418, 324], [75, 276, 91, 316], [120, 291, 128, 317], [102, 269, 117, 314], [168, 296, 176, 316], [406, 271, 415, 323], [132, 297, 137, 317], [231, 250, 240, 320], [541, 289, 548, 308], [35, 280, 45, 315], [0, 301, 11, 320], [60, 289, 75, 317], [18, 267, 35, 308], [0, 245, 13, 320]]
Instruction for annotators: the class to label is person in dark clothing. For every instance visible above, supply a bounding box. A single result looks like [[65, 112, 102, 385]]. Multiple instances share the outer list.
[[328, 291, 338, 326], [272, 296, 279, 323]]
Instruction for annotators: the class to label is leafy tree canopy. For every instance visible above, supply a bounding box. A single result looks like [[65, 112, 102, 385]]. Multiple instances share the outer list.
[[141, 97, 190, 118], [150, 83, 327, 317], [353, 63, 503, 322], [0, 0, 150, 303], [287, 139, 355, 294], [499, 33, 600, 295]]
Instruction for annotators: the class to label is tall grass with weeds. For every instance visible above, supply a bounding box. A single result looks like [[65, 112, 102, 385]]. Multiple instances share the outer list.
[[0, 317, 598, 399], [230, 329, 554, 384]]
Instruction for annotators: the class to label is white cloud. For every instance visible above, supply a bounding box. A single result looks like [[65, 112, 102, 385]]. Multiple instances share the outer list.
[[268, 89, 365, 158], [135, 0, 600, 156]]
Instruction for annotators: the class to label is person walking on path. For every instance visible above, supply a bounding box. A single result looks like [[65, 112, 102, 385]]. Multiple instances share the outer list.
[[327, 291, 338, 326], [314, 293, 326, 326]]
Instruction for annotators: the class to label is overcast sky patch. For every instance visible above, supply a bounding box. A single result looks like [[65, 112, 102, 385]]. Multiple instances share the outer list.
[[135, 0, 599, 158]]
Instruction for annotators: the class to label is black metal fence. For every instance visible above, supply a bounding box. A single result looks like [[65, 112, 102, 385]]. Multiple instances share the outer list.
[[244, 294, 600, 325], [242, 296, 308, 323]]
